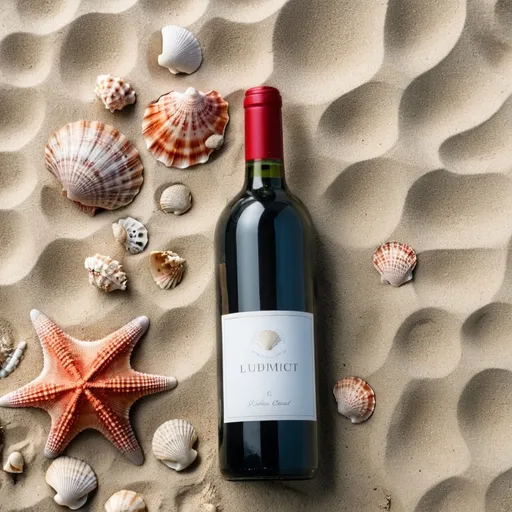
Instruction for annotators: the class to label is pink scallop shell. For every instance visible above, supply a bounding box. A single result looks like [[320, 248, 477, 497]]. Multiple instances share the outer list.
[[373, 241, 417, 287]]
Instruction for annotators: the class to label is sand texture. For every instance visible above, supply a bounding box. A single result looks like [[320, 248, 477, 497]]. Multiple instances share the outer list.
[[0, 0, 511, 510]]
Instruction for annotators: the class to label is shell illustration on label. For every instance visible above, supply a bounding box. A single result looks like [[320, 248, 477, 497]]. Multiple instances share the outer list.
[[256, 330, 281, 351]]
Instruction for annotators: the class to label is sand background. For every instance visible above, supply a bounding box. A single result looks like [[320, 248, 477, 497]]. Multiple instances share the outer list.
[[0, 0, 511, 510]]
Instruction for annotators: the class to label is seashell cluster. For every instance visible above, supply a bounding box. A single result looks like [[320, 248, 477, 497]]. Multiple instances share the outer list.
[[152, 419, 198, 471], [45, 456, 97, 510], [85, 254, 127, 292], [333, 377, 375, 424], [112, 217, 149, 254], [45, 121, 144, 216], [160, 184, 192, 215], [95, 74, 136, 112], [149, 251, 186, 290], [158, 25, 202, 75], [142, 87, 229, 169], [3, 451, 24, 473], [104, 490, 147, 512], [256, 330, 281, 351], [373, 241, 417, 287]]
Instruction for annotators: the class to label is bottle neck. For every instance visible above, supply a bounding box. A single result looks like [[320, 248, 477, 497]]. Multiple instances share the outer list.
[[246, 159, 285, 191]]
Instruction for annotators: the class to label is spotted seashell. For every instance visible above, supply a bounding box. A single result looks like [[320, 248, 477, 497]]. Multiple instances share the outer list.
[[112, 217, 148, 254], [104, 490, 147, 512], [84, 254, 127, 292], [256, 330, 281, 351], [158, 25, 202, 75], [373, 241, 417, 287], [152, 419, 198, 471], [149, 251, 186, 290], [3, 451, 24, 473], [160, 184, 192, 215], [333, 377, 375, 424], [95, 74, 136, 112]]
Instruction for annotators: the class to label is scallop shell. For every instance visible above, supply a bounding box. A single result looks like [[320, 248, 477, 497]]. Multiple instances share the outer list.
[[85, 254, 127, 292], [152, 419, 198, 471], [112, 217, 148, 254], [142, 87, 229, 169], [95, 74, 136, 112], [45, 121, 144, 215], [104, 490, 147, 512], [3, 451, 24, 473], [372, 241, 417, 287], [149, 251, 186, 290], [256, 330, 281, 351], [158, 25, 202, 75], [160, 184, 192, 215], [333, 377, 375, 424], [45, 456, 97, 510]]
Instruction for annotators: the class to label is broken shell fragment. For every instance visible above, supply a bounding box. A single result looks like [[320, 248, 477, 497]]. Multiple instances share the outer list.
[[3, 451, 24, 473], [149, 251, 186, 290], [85, 254, 127, 292], [112, 218, 149, 254]]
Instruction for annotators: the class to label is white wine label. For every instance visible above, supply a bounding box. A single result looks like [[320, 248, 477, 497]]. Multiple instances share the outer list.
[[222, 311, 316, 423]]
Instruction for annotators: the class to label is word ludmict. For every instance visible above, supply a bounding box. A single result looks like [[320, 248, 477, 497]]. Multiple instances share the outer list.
[[240, 363, 299, 373]]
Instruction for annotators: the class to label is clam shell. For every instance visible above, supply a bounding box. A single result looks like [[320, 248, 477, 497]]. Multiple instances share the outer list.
[[3, 451, 24, 473], [112, 217, 148, 254], [256, 330, 281, 351], [149, 251, 186, 290], [372, 241, 417, 287], [158, 25, 202, 75], [45, 456, 97, 510], [152, 419, 198, 471], [333, 377, 375, 424], [104, 490, 147, 512], [142, 87, 229, 169], [160, 184, 192, 215], [95, 74, 136, 112], [45, 121, 144, 215], [85, 254, 127, 292]]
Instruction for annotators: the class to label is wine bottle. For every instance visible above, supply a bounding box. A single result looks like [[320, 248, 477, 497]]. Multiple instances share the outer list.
[[215, 86, 318, 480]]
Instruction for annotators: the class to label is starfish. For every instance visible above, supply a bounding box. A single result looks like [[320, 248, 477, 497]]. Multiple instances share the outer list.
[[0, 310, 177, 465]]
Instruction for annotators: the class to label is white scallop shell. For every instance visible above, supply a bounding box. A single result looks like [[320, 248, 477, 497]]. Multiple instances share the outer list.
[[152, 419, 198, 471], [160, 184, 192, 215], [149, 251, 186, 290], [95, 74, 136, 112], [84, 254, 127, 292], [112, 217, 148, 254], [3, 451, 24, 473], [45, 456, 97, 510], [158, 25, 202, 75], [104, 490, 147, 512], [256, 330, 281, 351]]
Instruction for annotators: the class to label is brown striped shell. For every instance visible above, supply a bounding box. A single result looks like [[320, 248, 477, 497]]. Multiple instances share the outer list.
[[333, 377, 375, 424], [372, 241, 417, 287]]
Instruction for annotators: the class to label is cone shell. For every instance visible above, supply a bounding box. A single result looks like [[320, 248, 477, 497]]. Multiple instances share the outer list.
[[373, 241, 417, 287], [158, 25, 202, 75], [160, 184, 192, 215], [256, 330, 281, 351], [104, 490, 147, 512], [142, 87, 229, 169], [152, 419, 198, 471], [45, 121, 144, 215], [149, 251, 186, 290], [333, 377, 375, 424], [95, 74, 136, 112], [85, 254, 127, 292], [45, 456, 97, 510], [3, 451, 24, 473], [112, 217, 148, 254]]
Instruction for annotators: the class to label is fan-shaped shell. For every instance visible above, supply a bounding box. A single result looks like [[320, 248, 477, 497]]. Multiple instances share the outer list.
[[85, 254, 127, 292], [45, 121, 144, 215], [104, 490, 146, 512], [372, 241, 417, 287], [149, 251, 186, 290], [152, 419, 198, 471], [256, 330, 281, 351], [333, 377, 375, 424], [95, 74, 136, 112], [158, 25, 202, 75], [45, 456, 97, 510], [112, 217, 148, 254], [3, 451, 24, 473], [160, 184, 192, 215], [142, 87, 229, 169]]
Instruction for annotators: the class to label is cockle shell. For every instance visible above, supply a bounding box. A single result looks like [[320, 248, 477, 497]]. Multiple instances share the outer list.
[[256, 330, 281, 351], [333, 377, 375, 424], [373, 241, 417, 287], [152, 419, 198, 471], [85, 254, 127, 292], [45, 456, 97, 510], [160, 184, 192, 215], [112, 217, 148, 254], [104, 490, 147, 512], [142, 87, 229, 169], [45, 121, 144, 215], [149, 251, 186, 290], [158, 25, 202, 75], [95, 74, 136, 112], [3, 451, 24, 473]]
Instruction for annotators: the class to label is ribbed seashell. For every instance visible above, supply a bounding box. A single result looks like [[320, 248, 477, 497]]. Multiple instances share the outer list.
[[95, 74, 136, 112], [104, 490, 147, 512], [152, 419, 198, 471], [149, 251, 186, 290], [333, 377, 375, 424], [45, 121, 144, 215], [3, 451, 24, 473], [160, 184, 192, 215], [0, 341, 27, 379], [142, 87, 229, 169], [256, 330, 281, 351], [85, 254, 127, 292], [372, 241, 417, 287], [112, 217, 148, 254], [158, 25, 202, 75], [45, 456, 97, 510]]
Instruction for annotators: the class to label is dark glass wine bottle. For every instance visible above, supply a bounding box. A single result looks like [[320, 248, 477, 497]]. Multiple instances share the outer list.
[[215, 86, 318, 480]]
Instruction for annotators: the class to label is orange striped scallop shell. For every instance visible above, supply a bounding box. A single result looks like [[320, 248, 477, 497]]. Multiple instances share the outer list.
[[373, 241, 417, 287], [333, 376, 375, 424]]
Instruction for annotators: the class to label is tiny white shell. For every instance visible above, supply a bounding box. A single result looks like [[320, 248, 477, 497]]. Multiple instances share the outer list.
[[95, 74, 136, 112], [104, 490, 147, 512], [160, 184, 192, 215], [3, 451, 24, 473], [152, 419, 198, 471], [256, 330, 281, 351], [0, 340, 27, 379], [112, 218, 149, 254], [158, 25, 202, 75], [205, 134, 225, 150], [149, 251, 186, 290], [84, 254, 127, 292], [45, 456, 97, 510]]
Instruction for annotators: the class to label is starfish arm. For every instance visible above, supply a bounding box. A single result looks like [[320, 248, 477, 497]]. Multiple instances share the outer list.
[[0, 382, 76, 408], [88, 372, 177, 398]]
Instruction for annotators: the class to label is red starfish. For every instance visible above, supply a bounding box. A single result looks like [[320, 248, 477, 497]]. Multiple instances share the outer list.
[[0, 310, 177, 465]]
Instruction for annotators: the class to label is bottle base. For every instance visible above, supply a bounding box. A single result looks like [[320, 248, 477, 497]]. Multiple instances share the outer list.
[[220, 467, 317, 481]]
